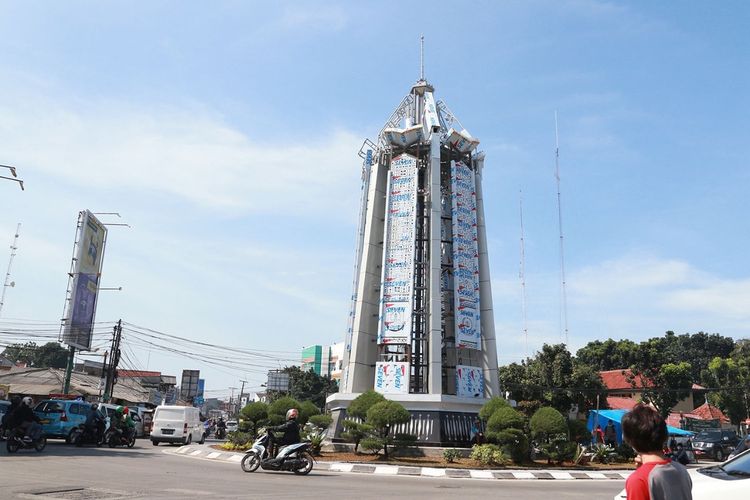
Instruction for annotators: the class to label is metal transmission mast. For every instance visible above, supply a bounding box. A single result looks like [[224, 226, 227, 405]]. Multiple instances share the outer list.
[[0, 223, 20, 318], [554, 112, 569, 346]]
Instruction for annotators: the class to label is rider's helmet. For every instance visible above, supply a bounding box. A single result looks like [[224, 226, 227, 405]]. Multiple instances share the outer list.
[[286, 408, 299, 421], [91, 403, 98, 410], [122, 407, 129, 415], [115, 406, 124, 415], [21, 396, 33, 407]]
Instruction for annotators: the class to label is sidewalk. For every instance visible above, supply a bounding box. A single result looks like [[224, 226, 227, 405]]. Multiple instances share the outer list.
[[164, 444, 632, 481]]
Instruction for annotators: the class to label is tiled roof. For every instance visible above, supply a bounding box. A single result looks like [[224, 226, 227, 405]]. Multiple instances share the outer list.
[[606, 396, 638, 410], [692, 402, 730, 423], [117, 370, 161, 378], [599, 369, 653, 390]]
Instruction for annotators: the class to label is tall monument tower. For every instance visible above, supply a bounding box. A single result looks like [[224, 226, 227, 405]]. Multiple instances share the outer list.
[[327, 69, 500, 445]]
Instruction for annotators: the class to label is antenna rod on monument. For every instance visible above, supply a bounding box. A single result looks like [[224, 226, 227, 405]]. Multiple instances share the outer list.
[[519, 191, 529, 358], [554, 111, 569, 346], [420, 34, 424, 80], [0, 223, 21, 318]]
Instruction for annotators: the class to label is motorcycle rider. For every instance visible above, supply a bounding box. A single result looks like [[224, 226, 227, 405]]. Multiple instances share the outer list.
[[84, 403, 105, 442], [120, 406, 136, 442], [267, 408, 300, 461], [12, 397, 42, 442], [216, 417, 226, 439]]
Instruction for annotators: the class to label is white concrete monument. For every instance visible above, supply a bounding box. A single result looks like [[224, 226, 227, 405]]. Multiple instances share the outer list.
[[326, 73, 500, 446]]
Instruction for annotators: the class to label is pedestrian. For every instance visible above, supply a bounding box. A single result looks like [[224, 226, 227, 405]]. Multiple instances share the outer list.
[[604, 420, 617, 447], [622, 404, 692, 500], [592, 424, 604, 444]]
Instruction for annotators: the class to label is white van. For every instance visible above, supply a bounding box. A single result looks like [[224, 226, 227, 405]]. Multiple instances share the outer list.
[[150, 405, 204, 446]]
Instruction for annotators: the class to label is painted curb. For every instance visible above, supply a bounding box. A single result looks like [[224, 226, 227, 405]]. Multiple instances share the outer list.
[[165, 445, 631, 481]]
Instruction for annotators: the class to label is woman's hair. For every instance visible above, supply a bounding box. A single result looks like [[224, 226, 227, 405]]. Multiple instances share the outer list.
[[621, 404, 667, 453]]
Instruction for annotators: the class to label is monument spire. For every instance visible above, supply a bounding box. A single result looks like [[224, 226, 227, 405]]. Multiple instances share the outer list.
[[420, 34, 424, 81]]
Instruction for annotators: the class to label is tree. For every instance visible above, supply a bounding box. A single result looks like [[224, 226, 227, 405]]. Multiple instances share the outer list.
[[266, 366, 338, 409], [479, 397, 510, 422], [268, 396, 300, 421], [575, 339, 640, 371], [486, 406, 525, 434], [529, 407, 567, 442], [703, 357, 749, 426], [630, 361, 693, 419], [2, 341, 69, 369], [240, 402, 269, 436], [364, 400, 411, 459], [346, 390, 386, 419]]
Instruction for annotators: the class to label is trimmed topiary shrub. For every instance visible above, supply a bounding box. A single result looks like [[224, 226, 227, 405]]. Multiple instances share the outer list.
[[443, 448, 461, 463], [530, 407, 567, 442], [486, 406, 525, 433], [366, 400, 411, 458], [479, 397, 511, 422], [347, 390, 386, 419], [493, 428, 529, 464]]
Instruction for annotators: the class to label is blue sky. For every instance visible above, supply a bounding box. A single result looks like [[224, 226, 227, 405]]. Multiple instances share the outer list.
[[0, 1, 748, 397]]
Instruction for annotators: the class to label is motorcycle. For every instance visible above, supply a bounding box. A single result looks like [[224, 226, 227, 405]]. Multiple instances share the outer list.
[[6, 427, 46, 453], [71, 423, 105, 447], [104, 427, 136, 448], [240, 430, 314, 475], [215, 427, 226, 440]]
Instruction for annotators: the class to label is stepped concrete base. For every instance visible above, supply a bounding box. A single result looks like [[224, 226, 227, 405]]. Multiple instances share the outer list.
[[326, 393, 486, 447]]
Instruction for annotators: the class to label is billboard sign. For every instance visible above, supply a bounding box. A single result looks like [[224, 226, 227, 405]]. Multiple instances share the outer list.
[[374, 362, 409, 394], [456, 365, 484, 398], [197, 378, 205, 398], [451, 161, 482, 350], [63, 210, 107, 350], [180, 370, 200, 400], [266, 371, 290, 392], [378, 154, 418, 345]]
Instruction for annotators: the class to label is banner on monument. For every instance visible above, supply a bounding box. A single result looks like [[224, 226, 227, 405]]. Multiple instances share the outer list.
[[374, 362, 409, 394], [451, 161, 481, 349], [456, 364, 484, 398], [378, 154, 417, 345]]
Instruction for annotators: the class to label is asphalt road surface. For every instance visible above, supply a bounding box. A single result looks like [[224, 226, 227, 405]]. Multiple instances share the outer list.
[[0, 440, 625, 499]]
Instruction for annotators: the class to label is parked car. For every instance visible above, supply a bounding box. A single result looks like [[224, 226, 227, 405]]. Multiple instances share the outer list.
[[692, 429, 740, 462], [225, 420, 238, 433], [33, 399, 92, 443], [615, 448, 750, 499], [150, 405, 204, 446], [0, 400, 11, 439], [728, 435, 750, 460]]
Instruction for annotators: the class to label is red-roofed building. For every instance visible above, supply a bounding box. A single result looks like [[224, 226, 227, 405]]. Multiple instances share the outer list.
[[691, 402, 730, 424], [599, 369, 706, 414], [117, 370, 161, 378]]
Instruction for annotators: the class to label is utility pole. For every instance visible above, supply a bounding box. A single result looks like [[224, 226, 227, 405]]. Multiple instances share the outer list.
[[102, 320, 122, 402], [0, 223, 20, 318], [239, 380, 247, 408]]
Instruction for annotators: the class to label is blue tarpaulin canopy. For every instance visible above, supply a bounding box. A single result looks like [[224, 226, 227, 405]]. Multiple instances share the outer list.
[[587, 409, 694, 445]]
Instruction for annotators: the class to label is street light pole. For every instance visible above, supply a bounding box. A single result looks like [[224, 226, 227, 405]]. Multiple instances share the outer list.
[[0, 164, 24, 190]]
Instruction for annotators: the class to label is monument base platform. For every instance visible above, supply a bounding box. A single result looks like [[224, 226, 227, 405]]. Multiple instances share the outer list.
[[325, 393, 486, 447]]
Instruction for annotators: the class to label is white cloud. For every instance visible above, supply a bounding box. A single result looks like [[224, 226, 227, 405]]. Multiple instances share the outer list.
[[0, 95, 363, 217]]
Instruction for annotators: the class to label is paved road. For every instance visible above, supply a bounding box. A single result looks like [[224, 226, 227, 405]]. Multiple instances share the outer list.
[[1, 440, 625, 499]]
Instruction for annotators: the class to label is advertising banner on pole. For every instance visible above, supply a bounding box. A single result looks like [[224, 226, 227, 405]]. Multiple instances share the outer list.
[[451, 161, 482, 350], [180, 369, 200, 400], [378, 154, 418, 345], [455, 365, 484, 398], [374, 362, 409, 394], [63, 210, 107, 351]]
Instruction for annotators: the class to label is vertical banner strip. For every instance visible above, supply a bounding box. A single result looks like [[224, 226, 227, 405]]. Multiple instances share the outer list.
[[451, 161, 482, 350], [378, 154, 418, 345]]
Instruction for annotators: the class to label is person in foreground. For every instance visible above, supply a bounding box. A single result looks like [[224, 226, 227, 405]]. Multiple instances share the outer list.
[[622, 404, 692, 500]]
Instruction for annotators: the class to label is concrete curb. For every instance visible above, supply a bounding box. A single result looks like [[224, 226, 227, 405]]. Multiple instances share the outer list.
[[165, 445, 631, 481]]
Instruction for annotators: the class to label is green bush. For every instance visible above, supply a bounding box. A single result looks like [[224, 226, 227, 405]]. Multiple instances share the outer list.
[[443, 448, 461, 463], [479, 397, 511, 422], [308, 414, 333, 430], [366, 401, 411, 458], [297, 400, 320, 426], [227, 431, 253, 447], [268, 396, 301, 419], [360, 437, 385, 454], [392, 433, 418, 453], [347, 390, 386, 419], [540, 435, 577, 464], [486, 406, 525, 433], [530, 407, 567, 442], [470, 444, 510, 466], [516, 400, 542, 418], [616, 443, 636, 461], [342, 420, 373, 453], [267, 414, 284, 426], [568, 419, 590, 444], [487, 428, 529, 464]]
